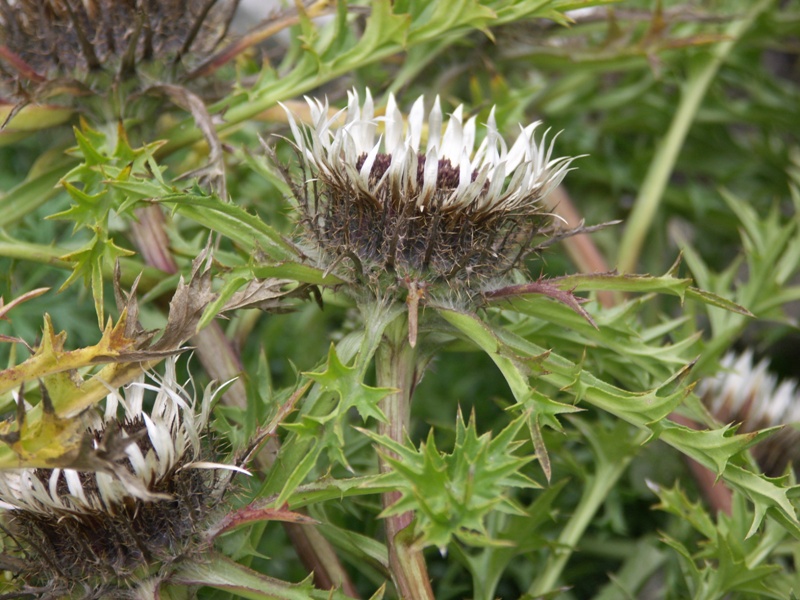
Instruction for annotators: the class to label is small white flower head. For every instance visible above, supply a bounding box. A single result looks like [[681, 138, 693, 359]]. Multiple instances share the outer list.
[[700, 350, 800, 476], [0, 357, 241, 596], [279, 89, 579, 298]]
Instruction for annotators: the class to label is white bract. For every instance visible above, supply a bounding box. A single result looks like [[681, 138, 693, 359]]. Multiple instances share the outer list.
[[0, 357, 242, 516], [283, 88, 578, 217], [701, 350, 800, 428]]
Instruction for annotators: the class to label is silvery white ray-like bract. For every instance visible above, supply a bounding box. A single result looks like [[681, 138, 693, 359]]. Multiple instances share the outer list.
[[0, 357, 243, 516], [282, 88, 578, 217]]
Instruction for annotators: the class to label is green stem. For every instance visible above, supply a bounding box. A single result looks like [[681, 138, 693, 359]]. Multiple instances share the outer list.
[[616, 0, 775, 273], [375, 317, 434, 600], [528, 433, 646, 596], [261, 301, 403, 499]]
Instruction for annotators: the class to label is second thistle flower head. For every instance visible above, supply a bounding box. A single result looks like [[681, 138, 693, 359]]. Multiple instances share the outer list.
[[281, 89, 578, 302], [0, 357, 241, 597], [0, 1, 236, 109], [700, 350, 800, 477]]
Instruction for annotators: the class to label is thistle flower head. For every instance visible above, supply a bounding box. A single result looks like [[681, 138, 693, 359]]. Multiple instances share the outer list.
[[700, 350, 800, 476], [280, 89, 578, 302], [0, 357, 239, 596], [0, 0, 236, 104]]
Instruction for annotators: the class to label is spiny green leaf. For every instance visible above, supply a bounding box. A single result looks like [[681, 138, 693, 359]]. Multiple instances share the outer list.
[[722, 465, 800, 540], [154, 192, 299, 262], [281, 413, 354, 475], [364, 412, 537, 551], [550, 271, 694, 299], [406, 0, 496, 43], [58, 229, 134, 328], [648, 480, 717, 540], [650, 480, 791, 598], [685, 287, 754, 316], [659, 423, 777, 477], [439, 307, 688, 429], [331, 0, 409, 68], [304, 344, 393, 425], [53, 181, 110, 231], [68, 123, 108, 167]]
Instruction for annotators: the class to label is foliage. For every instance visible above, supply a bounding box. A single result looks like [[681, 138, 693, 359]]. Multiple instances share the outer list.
[[0, 0, 798, 598]]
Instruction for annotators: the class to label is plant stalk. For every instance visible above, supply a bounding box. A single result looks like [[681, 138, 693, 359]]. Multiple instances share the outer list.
[[616, 0, 775, 273], [375, 319, 434, 600], [528, 435, 643, 596]]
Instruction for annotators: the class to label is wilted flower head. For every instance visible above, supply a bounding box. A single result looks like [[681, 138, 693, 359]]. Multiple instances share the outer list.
[[0, 357, 240, 597], [280, 89, 578, 303], [0, 0, 236, 105], [700, 350, 800, 476]]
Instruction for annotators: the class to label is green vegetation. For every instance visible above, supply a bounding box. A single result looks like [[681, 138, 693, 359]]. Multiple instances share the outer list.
[[0, 1, 798, 598]]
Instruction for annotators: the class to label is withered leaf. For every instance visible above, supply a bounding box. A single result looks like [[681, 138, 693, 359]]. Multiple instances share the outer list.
[[220, 278, 294, 313], [151, 250, 217, 352]]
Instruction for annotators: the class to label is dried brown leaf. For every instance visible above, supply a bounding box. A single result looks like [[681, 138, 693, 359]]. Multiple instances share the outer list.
[[152, 250, 216, 352], [220, 278, 294, 313]]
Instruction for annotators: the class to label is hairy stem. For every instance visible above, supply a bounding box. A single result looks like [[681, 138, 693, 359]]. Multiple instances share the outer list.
[[375, 318, 434, 600]]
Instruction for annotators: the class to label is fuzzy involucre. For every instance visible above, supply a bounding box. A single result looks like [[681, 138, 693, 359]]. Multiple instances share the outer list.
[[280, 90, 578, 302], [0, 359, 234, 598], [0, 0, 237, 99]]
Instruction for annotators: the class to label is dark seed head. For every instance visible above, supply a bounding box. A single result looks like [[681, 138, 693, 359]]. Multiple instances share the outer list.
[[0, 0, 237, 103]]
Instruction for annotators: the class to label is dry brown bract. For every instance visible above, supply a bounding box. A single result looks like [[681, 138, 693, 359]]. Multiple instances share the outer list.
[[0, 0, 237, 102]]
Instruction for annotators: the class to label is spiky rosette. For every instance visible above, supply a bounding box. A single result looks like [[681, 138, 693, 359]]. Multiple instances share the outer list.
[[0, 357, 243, 598], [280, 89, 579, 303], [0, 0, 237, 108]]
